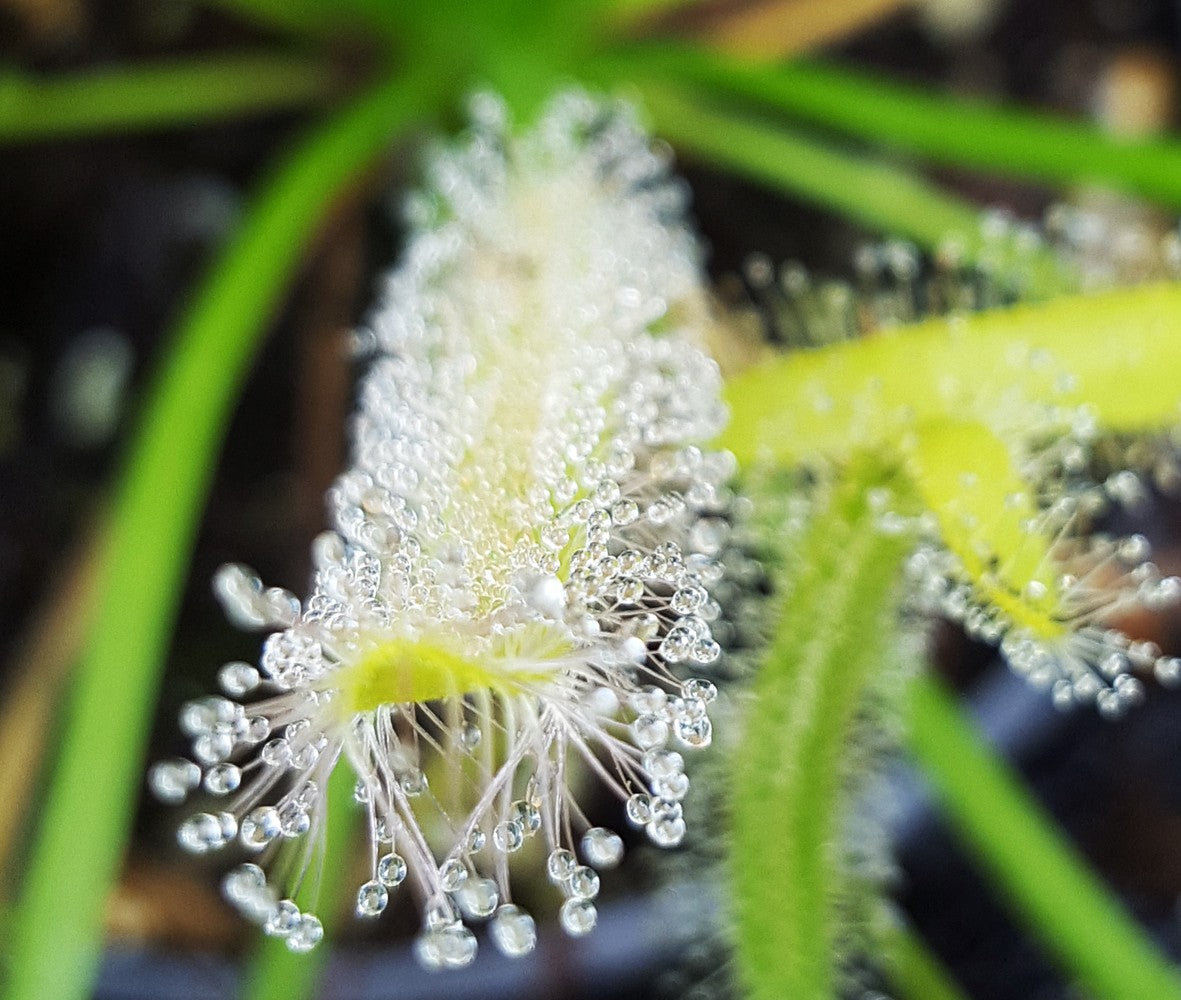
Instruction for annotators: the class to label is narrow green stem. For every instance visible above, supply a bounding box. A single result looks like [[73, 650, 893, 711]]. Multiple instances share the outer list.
[[606, 44, 1181, 208], [875, 908, 972, 1000], [240, 765, 360, 1000], [908, 673, 1181, 1000], [627, 81, 1063, 293], [732, 464, 911, 1000], [3, 70, 438, 1000], [0, 53, 342, 143]]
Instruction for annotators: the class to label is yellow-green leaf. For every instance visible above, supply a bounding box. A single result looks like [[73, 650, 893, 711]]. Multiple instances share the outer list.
[[723, 283, 1181, 468]]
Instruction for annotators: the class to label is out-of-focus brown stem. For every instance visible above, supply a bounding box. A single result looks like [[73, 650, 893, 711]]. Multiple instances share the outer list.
[[635, 0, 913, 60], [291, 209, 366, 561], [0, 519, 105, 885]]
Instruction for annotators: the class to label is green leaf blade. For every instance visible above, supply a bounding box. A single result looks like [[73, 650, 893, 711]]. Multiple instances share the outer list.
[[908, 674, 1181, 1000], [0, 53, 341, 143], [3, 70, 438, 1000]]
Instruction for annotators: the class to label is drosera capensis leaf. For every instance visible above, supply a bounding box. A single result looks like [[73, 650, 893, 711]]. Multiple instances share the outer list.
[[722, 283, 1181, 469], [905, 420, 1063, 641], [732, 461, 911, 1000]]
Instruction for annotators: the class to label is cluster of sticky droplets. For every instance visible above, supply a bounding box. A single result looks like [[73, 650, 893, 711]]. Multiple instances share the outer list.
[[724, 202, 1181, 719], [724, 207, 1181, 351], [903, 498, 1181, 719], [151, 90, 735, 963]]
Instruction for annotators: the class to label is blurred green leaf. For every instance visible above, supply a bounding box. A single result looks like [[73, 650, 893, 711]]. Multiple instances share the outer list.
[[626, 81, 1064, 291], [3, 69, 438, 1000], [875, 909, 972, 1000], [908, 674, 1181, 1000], [0, 53, 342, 143], [610, 44, 1181, 207]]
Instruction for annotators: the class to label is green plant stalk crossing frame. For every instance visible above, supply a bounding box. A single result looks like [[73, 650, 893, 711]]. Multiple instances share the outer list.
[[0, 53, 341, 143], [608, 44, 1181, 208], [908, 674, 1181, 1000], [241, 764, 360, 1000], [629, 81, 1064, 293], [875, 909, 972, 1000], [732, 464, 911, 1000], [3, 70, 437, 1000]]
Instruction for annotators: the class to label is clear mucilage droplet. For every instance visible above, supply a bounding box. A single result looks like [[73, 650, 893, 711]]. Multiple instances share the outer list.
[[377, 852, 407, 887], [356, 880, 389, 917], [490, 904, 537, 957]]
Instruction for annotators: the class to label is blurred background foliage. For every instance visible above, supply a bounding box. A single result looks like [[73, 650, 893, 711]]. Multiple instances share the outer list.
[[6, 1, 1181, 999]]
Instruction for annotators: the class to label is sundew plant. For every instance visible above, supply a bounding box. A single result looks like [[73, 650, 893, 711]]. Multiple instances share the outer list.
[[8, 4, 1181, 1000]]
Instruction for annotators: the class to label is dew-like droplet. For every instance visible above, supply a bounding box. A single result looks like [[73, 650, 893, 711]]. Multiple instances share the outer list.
[[177, 812, 223, 853], [631, 713, 668, 750], [192, 731, 234, 765], [286, 914, 324, 953], [264, 900, 301, 937], [581, 827, 624, 869], [377, 852, 407, 887], [510, 800, 541, 835], [261, 738, 291, 767], [653, 771, 690, 801], [625, 792, 653, 826], [148, 758, 201, 803], [676, 720, 714, 757], [278, 800, 311, 838], [565, 865, 600, 900], [439, 858, 468, 892], [203, 762, 241, 795], [682, 678, 717, 703], [455, 876, 499, 919], [671, 585, 707, 615], [459, 721, 482, 750], [647, 815, 686, 847], [218, 661, 260, 697], [415, 922, 478, 970], [399, 769, 428, 796], [490, 904, 536, 957], [559, 898, 597, 936], [356, 879, 389, 917], [546, 848, 577, 884], [493, 820, 525, 853], [240, 806, 282, 849], [223, 863, 266, 902], [642, 748, 683, 778], [629, 686, 666, 714]]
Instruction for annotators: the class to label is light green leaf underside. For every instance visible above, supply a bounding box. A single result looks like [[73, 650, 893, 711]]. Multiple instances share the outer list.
[[723, 282, 1181, 468], [907, 420, 1064, 640]]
